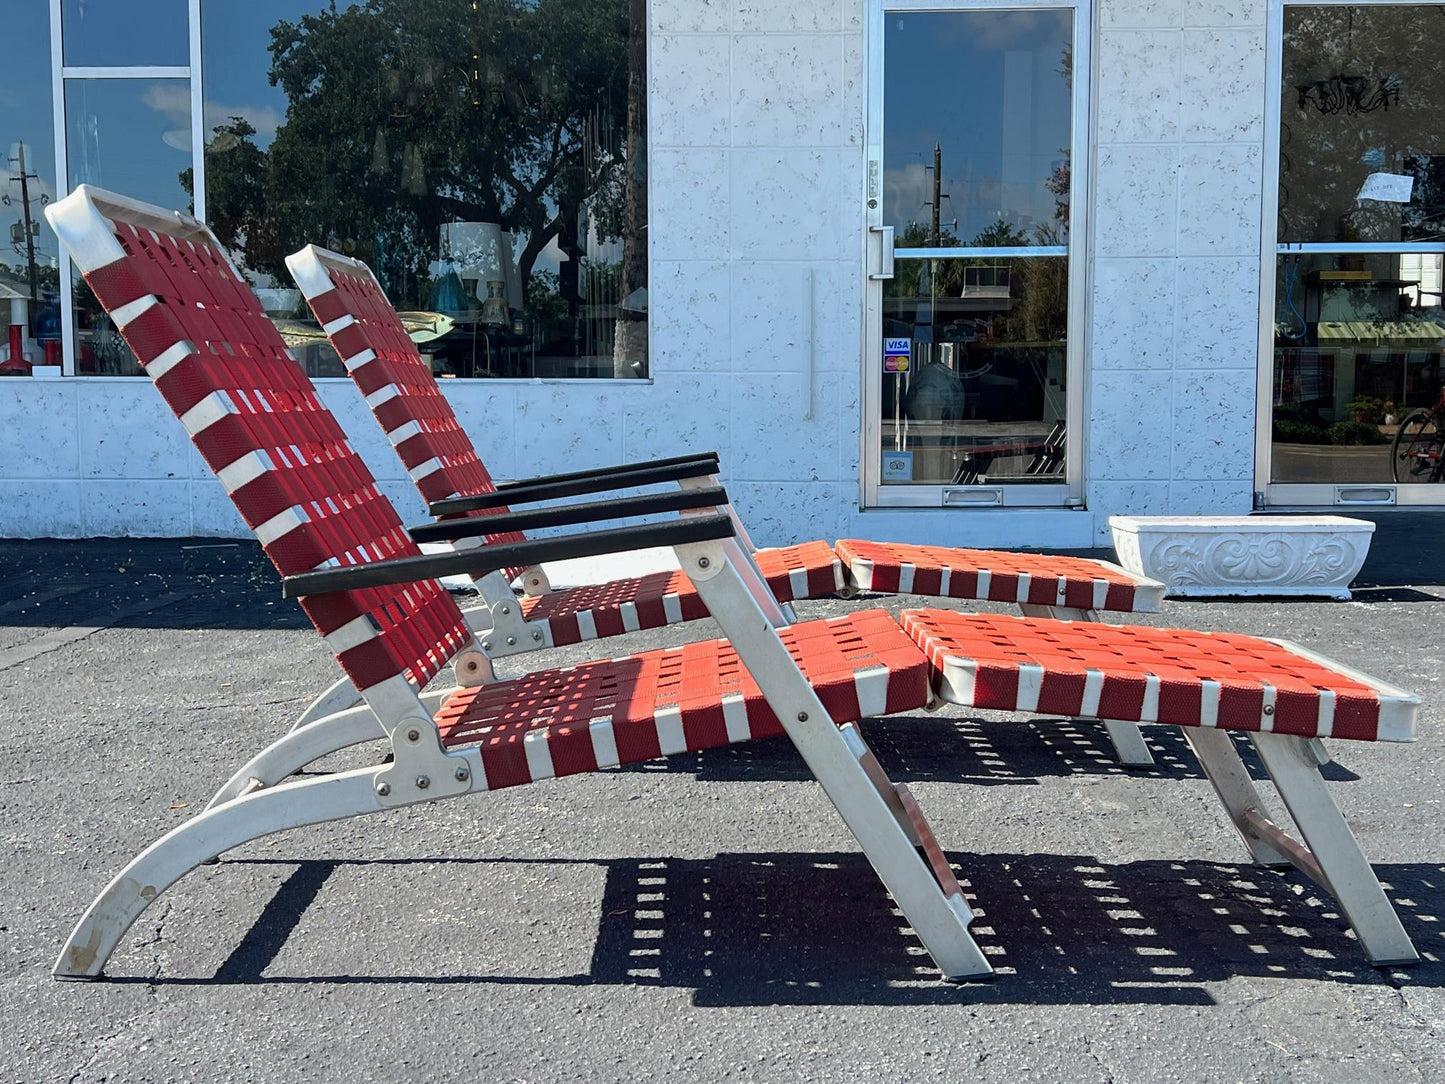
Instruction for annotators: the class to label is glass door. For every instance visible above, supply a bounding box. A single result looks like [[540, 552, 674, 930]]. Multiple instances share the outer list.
[[864, 0, 1088, 507]]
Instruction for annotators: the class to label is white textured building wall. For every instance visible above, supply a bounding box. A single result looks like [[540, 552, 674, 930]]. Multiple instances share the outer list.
[[0, 0, 1270, 548], [1088, 0, 1266, 539]]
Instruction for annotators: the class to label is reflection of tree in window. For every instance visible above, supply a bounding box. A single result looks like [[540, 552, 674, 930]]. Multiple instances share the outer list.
[[198, 0, 646, 378], [1279, 6, 1445, 245]]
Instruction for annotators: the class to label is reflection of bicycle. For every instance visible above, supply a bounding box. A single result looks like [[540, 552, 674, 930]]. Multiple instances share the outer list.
[[1391, 390, 1445, 483]]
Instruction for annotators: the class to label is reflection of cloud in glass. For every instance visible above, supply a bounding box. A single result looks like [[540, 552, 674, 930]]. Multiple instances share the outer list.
[[883, 161, 933, 235], [204, 102, 282, 147], [141, 83, 191, 151], [141, 83, 282, 152], [968, 9, 1067, 50]]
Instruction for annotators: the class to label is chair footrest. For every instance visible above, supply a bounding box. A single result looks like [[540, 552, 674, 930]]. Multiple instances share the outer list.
[[837, 540, 1164, 613], [901, 610, 1419, 742], [752, 540, 847, 602]]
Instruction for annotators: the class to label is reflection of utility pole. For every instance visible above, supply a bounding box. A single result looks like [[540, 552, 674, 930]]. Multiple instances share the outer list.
[[919, 144, 953, 370], [927, 143, 946, 246], [4, 142, 43, 302]]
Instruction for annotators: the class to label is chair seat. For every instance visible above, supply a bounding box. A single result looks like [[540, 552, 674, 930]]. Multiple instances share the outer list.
[[435, 610, 931, 790], [836, 540, 1163, 613], [901, 610, 1418, 742]]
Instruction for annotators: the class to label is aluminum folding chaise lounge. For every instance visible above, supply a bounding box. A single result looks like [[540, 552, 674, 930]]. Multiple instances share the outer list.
[[284, 243, 1166, 766], [48, 185, 1421, 978], [47, 184, 1004, 981]]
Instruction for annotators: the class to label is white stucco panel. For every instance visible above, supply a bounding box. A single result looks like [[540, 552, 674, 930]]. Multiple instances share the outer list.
[[82, 479, 191, 538], [651, 34, 732, 147], [1170, 369, 1258, 481], [652, 0, 730, 34], [1181, 29, 1266, 142], [650, 261, 732, 373], [1094, 145, 1180, 258], [1177, 143, 1264, 257], [731, 149, 857, 261], [736, 0, 842, 33], [0, 480, 84, 538], [1089, 370, 1175, 481], [1091, 258, 1177, 371], [650, 149, 730, 261], [622, 373, 732, 462], [1097, 31, 1181, 144], [732, 34, 845, 147], [0, 380, 78, 478], [78, 380, 189, 480], [730, 373, 842, 483], [1173, 257, 1262, 370]]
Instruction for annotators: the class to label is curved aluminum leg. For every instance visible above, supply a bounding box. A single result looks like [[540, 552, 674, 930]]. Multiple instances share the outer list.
[[56, 769, 382, 979], [205, 705, 384, 811], [287, 675, 361, 734]]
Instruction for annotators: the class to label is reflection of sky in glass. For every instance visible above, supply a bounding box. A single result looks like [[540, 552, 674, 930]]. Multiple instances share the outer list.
[[66, 80, 193, 210], [1, 2, 58, 276], [62, 0, 189, 66], [884, 10, 1072, 245], [200, 0, 330, 150]]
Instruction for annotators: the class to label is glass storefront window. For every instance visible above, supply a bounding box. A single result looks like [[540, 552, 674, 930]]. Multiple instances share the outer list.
[[201, 0, 649, 380], [883, 9, 1073, 245], [1279, 6, 1445, 247], [61, 0, 190, 68], [66, 79, 193, 375], [882, 255, 1068, 485], [1, 2, 62, 377], [1271, 5, 1445, 486], [1272, 251, 1444, 482]]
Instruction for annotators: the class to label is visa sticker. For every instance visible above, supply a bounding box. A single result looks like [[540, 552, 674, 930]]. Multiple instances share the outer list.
[[883, 337, 911, 356]]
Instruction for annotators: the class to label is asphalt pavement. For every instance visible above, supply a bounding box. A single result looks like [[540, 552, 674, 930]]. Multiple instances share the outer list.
[[1, 526, 1442, 1082]]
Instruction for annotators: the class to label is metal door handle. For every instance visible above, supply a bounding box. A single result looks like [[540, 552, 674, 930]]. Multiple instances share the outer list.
[[869, 225, 894, 280]]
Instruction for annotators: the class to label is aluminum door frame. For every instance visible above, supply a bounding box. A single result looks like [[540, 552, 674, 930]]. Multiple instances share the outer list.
[[863, 0, 1091, 508]]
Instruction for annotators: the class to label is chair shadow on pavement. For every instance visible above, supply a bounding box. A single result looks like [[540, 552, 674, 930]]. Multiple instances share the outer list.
[[621, 715, 1360, 786], [166, 852, 1440, 1006]]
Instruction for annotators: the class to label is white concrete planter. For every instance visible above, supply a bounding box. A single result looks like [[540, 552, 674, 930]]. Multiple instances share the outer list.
[[1108, 515, 1375, 599]]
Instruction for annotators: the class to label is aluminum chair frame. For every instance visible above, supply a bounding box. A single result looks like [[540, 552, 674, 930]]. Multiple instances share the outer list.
[[46, 184, 993, 982]]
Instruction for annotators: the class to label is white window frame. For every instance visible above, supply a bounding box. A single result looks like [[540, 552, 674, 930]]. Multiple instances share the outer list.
[[48, 0, 202, 379]]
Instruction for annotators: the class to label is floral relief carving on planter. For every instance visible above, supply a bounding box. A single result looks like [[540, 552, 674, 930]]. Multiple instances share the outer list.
[[1108, 516, 1375, 599]]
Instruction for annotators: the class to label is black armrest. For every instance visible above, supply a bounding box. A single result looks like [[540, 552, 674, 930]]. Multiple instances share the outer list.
[[408, 486, 730, 543], [282, 513, 735, 598], [495, 450, 720, 491], [429, 457, 720, 517]]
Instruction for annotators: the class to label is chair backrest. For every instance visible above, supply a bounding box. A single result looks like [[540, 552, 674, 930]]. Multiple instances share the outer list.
[[46, 186, 473, 707], [286, 245, 527, 583]]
